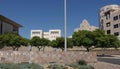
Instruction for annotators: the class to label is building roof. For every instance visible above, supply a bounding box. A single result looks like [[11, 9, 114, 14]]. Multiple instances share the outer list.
[[74, 19, 98, 32], [0, 15, 22, 28]]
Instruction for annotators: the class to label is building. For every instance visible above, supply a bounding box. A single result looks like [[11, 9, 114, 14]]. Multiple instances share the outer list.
[[0, 15, 22, 34], [43, 32, 49, 40], [49, 30, 61, 41], [31, 29, 61, 41], [31, 30, 43, 38], [74, 19, 98, 32], [99, 4, 120, 37]]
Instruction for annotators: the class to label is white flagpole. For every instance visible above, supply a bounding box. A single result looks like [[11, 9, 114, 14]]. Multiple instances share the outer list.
[[64, 0, 67, 52]]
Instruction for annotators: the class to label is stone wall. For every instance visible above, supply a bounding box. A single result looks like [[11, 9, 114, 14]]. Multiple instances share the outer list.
[[0, 51, 97, 64]]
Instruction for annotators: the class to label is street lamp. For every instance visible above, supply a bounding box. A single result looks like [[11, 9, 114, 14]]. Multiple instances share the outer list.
[[64, 0, 67, 52]]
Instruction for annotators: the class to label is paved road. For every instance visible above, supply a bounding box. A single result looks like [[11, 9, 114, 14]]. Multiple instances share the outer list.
[[97, 55, 120, 65]]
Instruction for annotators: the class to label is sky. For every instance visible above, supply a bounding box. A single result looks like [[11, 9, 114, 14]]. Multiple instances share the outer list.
[[0, 0, 120, 38]]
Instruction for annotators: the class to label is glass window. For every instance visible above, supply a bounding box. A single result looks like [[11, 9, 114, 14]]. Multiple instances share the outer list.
[[113, 16, 118, 21], [114, 32, 119, 36], [114, 24, 119, 28], [32, 32, 40, 34], [107, 30, 111, 34]]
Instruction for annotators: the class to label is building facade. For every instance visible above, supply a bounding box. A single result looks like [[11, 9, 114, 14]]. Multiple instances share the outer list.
[[99, 4, 120, 37], [74, 19, 98, 32], [0, 15, 22, 34], [31, 30, 43, 38], [31, 29, 61, 41]]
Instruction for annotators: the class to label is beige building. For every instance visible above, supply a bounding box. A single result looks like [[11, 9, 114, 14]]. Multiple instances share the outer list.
[[31, 29, 61, 41], [99, 4, 120, 37], [74, 19, 98, 32], [0, 15, 22, 35]]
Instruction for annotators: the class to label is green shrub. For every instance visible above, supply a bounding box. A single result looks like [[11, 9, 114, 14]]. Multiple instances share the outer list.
[[0, 63, 44, 69], [77, 65, 94, 69], [67, 60, 94, 69], [0, 63, 20, 69], [48, 64, 67, 69], [66, 63, 79, 69], [19, 63, 44, 69], [78, 60, 87, 65]]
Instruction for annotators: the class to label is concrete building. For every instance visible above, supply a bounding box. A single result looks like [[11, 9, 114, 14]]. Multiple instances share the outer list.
[[31, 30, 43, 38], [99, 4, 120, 37], [43, 32, 49, 40], [74, 19, 98, 32], [49, 30, 61, 41], [31, 29, 61, 41], [0, 15, 22, 34]]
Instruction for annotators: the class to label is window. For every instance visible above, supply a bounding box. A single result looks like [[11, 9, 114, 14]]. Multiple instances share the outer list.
[[51, 31, 59, 34], [107, 30, 111, 34], [113, 16, 118, 21], [114, 24, 118, 28], [13, 27, 18, 32], [119, 15, 120, 19], [114, 32, 119, 36], [0, 20, 2, 34], [32, 32, 40, 35], [106, 22, 110, 27]]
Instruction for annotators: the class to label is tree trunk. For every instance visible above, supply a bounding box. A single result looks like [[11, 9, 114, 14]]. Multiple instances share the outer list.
[[61, 48, 64, 52], [16, 47, 19, 51], [37, 46, 42, 51], [43, 46, 45, 52], [12, 47, 16, 51], [86, 47, 89, 52]]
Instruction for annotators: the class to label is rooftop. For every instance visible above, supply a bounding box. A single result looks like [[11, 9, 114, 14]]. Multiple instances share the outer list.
[[0, 14, 22, 28]]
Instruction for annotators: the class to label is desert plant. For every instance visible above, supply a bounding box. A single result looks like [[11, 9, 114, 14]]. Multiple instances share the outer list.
[[78, 60, 87, 65], [0, 63, 44, 69], [67, 60, 94, 69], [48, 64, 67, 69]]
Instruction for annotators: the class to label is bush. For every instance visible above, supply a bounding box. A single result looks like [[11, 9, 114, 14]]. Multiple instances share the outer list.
[[48, 64, 67, 69], [0, 63, 44, 69], [19, 63, 44, 69], [67, 60, 94, 69], [77, 65, 94, 69], [78, 60, 87, 65], [66, 63, 79, 69], [0, 63, 20, 69]]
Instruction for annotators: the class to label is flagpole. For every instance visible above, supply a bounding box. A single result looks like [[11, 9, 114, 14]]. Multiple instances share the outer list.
[[64, 0, 67, 52]]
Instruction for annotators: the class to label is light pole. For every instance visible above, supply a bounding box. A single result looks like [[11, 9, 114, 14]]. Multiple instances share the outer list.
[[64, 0, 67, 52]]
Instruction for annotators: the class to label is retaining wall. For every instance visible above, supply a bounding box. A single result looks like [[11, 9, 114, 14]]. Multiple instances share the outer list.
[[0, 51, 97, 64]]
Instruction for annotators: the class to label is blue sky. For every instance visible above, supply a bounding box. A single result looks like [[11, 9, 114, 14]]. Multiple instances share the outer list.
[[0, 0, 120, 38]]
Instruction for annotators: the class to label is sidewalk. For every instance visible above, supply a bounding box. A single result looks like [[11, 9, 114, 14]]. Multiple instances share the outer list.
[[89, 61, 120, 69]]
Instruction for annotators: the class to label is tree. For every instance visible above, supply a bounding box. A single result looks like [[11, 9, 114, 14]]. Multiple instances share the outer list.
[[40, 38, 50, 51], [55, 37, 64, 51], [113, 40, 120, 49], [67, 38, 74, 49], [30, 36, 49, 51], [72, 30, 94, 51], [92, 29, 105, 46], [0, 33, 29, 51], [0, 35, 5, 49], [96, 34, 120, 49], [30, 36, 41, 51], [50, 37, 73, 51], [48, 40, 57, 48]]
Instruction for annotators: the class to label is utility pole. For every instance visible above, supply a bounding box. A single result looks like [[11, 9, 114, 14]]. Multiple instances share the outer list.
[[64, 0, 67, 52]]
